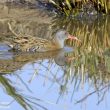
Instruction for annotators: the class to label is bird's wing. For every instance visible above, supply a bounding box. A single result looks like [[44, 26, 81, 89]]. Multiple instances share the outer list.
[[12, 36, 58, 52]]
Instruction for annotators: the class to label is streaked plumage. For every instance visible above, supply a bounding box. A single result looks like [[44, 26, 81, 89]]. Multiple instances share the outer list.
[[7, 22, 79, 52], [11, 35, 59, 52]]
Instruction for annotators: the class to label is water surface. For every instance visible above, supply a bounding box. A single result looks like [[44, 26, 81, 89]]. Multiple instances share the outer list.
[[0, 3, 110, 110]]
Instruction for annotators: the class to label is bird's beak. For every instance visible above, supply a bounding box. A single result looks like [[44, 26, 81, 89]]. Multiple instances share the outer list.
[[67, 34, 81, 42]]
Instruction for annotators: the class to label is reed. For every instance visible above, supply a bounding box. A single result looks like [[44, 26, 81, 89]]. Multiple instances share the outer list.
[[51, 15, 110, 85], [0, 75, 47, 110], [49, 0, 110, 15]]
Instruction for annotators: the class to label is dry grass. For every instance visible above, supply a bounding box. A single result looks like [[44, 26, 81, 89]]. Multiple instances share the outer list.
[[49, 0, 110, 15]]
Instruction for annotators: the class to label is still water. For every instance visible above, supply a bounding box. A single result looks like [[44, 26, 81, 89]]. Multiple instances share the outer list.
[[0, 3, 110, 110]]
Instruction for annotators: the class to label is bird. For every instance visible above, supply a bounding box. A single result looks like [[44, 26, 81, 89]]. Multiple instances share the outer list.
[[7, 22, 80, 52]]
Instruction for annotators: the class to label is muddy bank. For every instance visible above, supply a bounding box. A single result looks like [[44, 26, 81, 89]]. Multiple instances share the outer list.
[[0, 3, 58, 73], [0, 2, 56, 42], [0, 3, 52, 22], [0, 0, 36, 3]]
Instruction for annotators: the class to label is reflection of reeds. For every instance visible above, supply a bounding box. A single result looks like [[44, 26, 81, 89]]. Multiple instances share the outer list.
[[0, 16, 110, 105], [51, 16, 110, 103], [0, 75, 47, 110]]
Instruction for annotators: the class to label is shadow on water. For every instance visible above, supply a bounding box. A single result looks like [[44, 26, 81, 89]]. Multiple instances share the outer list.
[[0, 3, 110, 110]]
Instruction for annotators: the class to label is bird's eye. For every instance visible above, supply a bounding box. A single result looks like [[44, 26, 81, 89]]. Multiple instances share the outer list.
[[64, 31, 68, 36]]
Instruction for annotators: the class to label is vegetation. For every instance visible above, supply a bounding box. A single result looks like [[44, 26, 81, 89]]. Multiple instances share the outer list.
[[0, 74, 47, 110], [51, 15, 110, 75], [50, 15, 110, 103], [49, 0, 110, 16], [0, 1, 110, 108]]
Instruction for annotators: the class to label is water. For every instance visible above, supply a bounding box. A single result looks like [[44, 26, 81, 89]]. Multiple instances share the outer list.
[[0, 3, 110, 110]]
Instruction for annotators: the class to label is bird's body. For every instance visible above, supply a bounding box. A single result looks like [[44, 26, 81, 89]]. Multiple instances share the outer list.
[[11, 35, 60, 52], [7, 22, 80, 52]]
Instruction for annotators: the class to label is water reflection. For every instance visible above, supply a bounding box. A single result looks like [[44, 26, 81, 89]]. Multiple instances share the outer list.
[[0, 50, 75, 110], [0, 4, 110, 110]]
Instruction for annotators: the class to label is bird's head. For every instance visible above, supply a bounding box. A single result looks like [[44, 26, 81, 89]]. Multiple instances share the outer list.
[[54, 30, 79, 48]]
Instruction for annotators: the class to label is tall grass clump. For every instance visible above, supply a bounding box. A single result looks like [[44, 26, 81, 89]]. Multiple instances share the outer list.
[[49, 0, 110, 16]]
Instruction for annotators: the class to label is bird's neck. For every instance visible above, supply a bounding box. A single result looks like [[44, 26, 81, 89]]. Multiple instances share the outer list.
[[52, 39, 64, 49]]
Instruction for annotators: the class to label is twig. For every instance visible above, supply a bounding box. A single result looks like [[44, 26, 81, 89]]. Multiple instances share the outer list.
[[0, 100, 15, 106], [8, 22, 18, 37]]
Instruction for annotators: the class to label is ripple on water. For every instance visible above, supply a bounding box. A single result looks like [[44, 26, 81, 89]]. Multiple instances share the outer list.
[[0, 43, 13, 59]]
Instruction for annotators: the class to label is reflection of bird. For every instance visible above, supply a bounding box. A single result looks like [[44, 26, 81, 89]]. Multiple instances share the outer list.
[[54, 47, 74, 66], [8, 22, 79, 52], [0, 44, 74, 72], [54, 51, 67, 66]]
